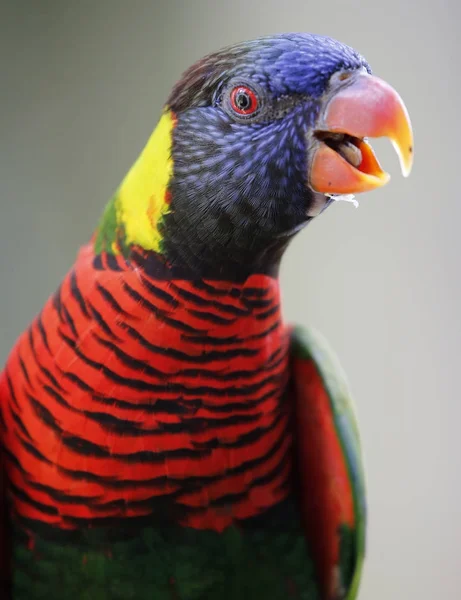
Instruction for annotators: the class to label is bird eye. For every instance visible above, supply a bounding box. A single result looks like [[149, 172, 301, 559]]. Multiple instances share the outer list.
[[229, 86, 259, 116]]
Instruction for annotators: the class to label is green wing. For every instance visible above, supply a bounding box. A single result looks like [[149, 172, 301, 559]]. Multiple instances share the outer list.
[[290, 326, 366, 600]]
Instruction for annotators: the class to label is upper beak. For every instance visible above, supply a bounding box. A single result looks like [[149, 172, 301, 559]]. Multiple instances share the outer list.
[[309, 72, 414, 194]]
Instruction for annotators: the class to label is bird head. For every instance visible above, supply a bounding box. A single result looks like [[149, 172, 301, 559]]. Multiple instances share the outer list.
[[96, 33, 413, 278]]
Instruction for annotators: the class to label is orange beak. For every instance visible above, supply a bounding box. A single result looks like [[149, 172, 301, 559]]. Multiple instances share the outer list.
[[310, 72, 413, 194]]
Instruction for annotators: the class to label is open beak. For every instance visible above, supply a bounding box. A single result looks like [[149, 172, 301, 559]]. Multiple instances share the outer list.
[[310, 72, 413, 194]]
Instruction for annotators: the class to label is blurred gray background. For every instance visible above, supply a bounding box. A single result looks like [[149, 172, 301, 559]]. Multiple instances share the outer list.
[[1, 1, 460, 598]]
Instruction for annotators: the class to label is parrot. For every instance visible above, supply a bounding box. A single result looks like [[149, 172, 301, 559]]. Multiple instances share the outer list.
[[0, 33, 413, 600]]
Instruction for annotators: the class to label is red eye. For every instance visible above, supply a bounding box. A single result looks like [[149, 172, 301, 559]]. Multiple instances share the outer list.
[[229, 86, 259, 116]]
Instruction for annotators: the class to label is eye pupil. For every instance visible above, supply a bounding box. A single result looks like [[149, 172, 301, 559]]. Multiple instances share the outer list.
[[229, 85, 258, 116], [236, 91, 251, 110]]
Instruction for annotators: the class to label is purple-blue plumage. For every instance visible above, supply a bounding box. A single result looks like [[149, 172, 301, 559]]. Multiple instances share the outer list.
[[160, 33, 369, 277]]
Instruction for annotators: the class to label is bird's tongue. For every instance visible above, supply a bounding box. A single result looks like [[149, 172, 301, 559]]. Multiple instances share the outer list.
[[317, 132, 363, 168], [309, 73, 413, 195], [336, 138, 362, 168]]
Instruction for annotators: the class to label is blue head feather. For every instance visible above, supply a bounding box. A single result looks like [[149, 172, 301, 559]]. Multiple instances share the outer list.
[[160, 33, 371, 278]]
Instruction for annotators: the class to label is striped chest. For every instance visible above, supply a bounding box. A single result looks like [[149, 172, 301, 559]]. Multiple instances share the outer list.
[[0, 245, 293, 533]]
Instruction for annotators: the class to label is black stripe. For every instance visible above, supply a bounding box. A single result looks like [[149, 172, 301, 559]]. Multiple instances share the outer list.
[[155, 411, 263, 434], [242, 286, 271, 298], [96, 282, 132, 318], [62, 371, 93, 392], [88, 302, 120, 340], [228, 421, 288, 477], [141, 275, 179, 308], [77, 411, 264, 437], [105, 253, 123, 272], [42, 373, 197, 429], [56, 362, 274, 436], [70, 270, 90, 318], [63, 373, 200, 414], [92, 254, 104, 270], [35, 476, 169, 499], [191, 280, 241, 299], [63, 435, 110, 457], [187, 309, 236, 325], [200, 387, 282, 413], [193, 409, 285, 450], [93, 395, 201, 415], [181, 332, 242, 346], [247, 445, 290, 491], [204, 447, 289, 510], [27, 328, 34, 354], [8, 481, 59, 516], [60, 332, 285, 398], [27, 327, 65, 391], [42, 380, 169, 437], [79, 411, 146, 434], [38, 364, 65, 391], [255, 304, 280, 320], [56, 468, 172, 489], [266, 345, 284, 365], [129, 247, 196, 281], [61, 302, 78, 339], [0, 405, 7, 431], [118, 322, 257, 363], [241, 297, 275, 310], [18, 354, 31, 386], [27, 393, 62, 435], [36, 314, 51, 353], [182, 319, 281, 346], [6, 371, 21, 410], [59, 332, 179, 393], [28, 389, 118, 459], [42, 384, 73, 410], [23, 394, 282, 463], [90, 324, 287, 386], [91, 370, 285, 418], [66, 438, 206, 462], [95, 386, 277, 414], [10, 406, 32, 441], [52, 288, 63, 318], [83, 491, 181, 514], [172, 284, 249, 316], [170, 353, 287, 382], [274, 468, 291, 495], [58, 418, 288, 489], [28, 480, 101, 504], [19, 436, 53, 465], [57, 466, 154, 486], [122, 282, 206, 334], [63, 413, 283, 468], [93, 334, 167, 378], [83, 411, 261, 437], [127, 247, 280, 284], [248, 318, 281, 339], [1, 443, 25, 472]]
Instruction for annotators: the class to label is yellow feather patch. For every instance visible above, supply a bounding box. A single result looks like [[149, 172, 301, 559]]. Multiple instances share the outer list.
[[115, 110, 175, 253]]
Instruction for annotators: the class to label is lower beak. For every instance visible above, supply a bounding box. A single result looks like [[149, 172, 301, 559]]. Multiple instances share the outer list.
[[309, 72, 413, 195]]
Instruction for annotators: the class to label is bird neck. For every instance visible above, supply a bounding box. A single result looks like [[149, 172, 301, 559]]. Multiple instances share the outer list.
[[94, 110, 175, 258], [93, 108, 297, 280]]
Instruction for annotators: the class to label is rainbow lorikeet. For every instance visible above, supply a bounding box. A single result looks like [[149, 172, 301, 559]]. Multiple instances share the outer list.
[[0, 33, 413, 600]]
